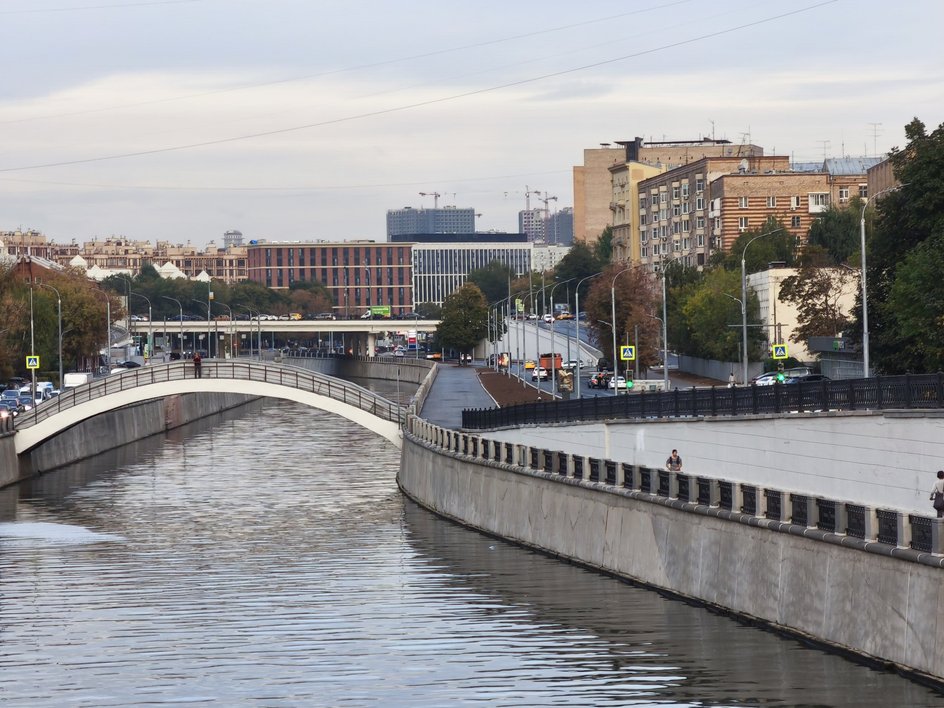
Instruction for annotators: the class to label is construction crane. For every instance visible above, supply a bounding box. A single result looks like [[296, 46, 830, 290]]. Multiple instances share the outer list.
[[419, 191, 441, 208], [537, 192, 557, 243]]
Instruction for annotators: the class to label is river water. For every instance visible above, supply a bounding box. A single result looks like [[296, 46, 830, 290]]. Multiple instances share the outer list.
[[1, 399, 941, 707]]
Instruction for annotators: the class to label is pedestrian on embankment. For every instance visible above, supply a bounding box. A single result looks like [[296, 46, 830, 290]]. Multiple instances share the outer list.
[[930, 470, 944, 518], [193, 352, 202, 379]]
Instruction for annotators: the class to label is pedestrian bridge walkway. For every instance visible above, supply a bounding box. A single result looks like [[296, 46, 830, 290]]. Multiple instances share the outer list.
[[13, 361, 404, 454]]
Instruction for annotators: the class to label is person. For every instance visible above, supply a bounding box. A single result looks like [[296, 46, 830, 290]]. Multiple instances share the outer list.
[[193, 352, 202, 379], [930, 470, 944, 518], [666, 449, 682, 472], [728, 372, 736, 388]]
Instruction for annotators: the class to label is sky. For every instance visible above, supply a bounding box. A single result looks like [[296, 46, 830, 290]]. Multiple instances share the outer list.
[[0, 0, 941, 248]]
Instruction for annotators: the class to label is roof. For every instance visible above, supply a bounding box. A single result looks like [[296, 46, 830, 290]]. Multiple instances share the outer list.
[[822, 157, 883, 176]]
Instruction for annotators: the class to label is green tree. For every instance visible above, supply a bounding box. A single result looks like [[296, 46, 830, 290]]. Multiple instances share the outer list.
[[436, 283, 488, 365], [582, 265, 660, 368], [466, 261, 516, 305], [551, 241, 604, 312], [678, 268, 759, 362], [594, 226, 613, 263], [807, 198, 862, 265], [860, 117, 944, 373], [886, 231, 944, 372], [724, 217, 799, 273], [414, 302, 442, 319]]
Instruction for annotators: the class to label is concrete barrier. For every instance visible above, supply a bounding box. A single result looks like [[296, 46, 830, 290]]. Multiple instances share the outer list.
[[399, 418, 944, 685]]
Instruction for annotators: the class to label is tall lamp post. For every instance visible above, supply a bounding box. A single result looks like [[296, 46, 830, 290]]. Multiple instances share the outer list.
[[216, 303, 235, 358], [161, 296, 183, 356], [740, 228, 783, 385], [610, 266, 633, 393], [128, 292, 152, 362], [37, 282, 63, 390], [236, 305, 262, 360], [549, 278, 574, 393], [574, 272, 602, 399], [661, 265, 669, 391], [860, 184, 903, 378]]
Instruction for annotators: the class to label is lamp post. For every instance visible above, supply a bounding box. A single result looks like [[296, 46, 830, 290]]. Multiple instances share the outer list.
[[37, 282, 63, 389], [216, 302, 235, 358], [859, 185, 903, 377], [161, 296, 183, 356], [236, 305, 261, 360], [574, 272, 602, 399], [660, 265, 669, 391], [610, 266, 633, 394], [128, 292, 152, 363], [206, 281, 214, 358], [549, 278, 574, 394], [740, 228, 783, 385]]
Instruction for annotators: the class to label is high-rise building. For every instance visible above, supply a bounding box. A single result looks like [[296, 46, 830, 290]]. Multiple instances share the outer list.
[[518, 209, 545, 242], [386, 206, 476, 237], [547, 207, 574, 246]]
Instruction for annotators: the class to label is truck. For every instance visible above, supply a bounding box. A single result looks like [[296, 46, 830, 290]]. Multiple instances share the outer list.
[[63, 372, 94, 389], [539, 353, 563, 370]]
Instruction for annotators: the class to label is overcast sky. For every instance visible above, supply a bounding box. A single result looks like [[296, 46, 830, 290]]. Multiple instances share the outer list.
[[1, 0, 941, 248]]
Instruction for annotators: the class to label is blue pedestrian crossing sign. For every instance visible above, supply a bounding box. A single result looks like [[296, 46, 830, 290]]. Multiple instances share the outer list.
[[620, 345, 636, 361], [771, 344, 788, 360], [26, 355, 40, 370]]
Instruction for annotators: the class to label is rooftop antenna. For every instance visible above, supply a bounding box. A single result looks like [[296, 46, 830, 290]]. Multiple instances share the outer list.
[[868, 122, 883, 156], [709, 120, 715, 141], [817, 140, 831, 162]]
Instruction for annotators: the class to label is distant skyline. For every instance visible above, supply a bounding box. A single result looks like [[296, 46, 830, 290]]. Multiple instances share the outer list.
[[1, 0, 941, 247]]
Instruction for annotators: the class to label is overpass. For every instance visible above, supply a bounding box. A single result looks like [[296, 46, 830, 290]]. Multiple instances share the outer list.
[[13, 360, 405, 454], [128, 318, 439, 357]]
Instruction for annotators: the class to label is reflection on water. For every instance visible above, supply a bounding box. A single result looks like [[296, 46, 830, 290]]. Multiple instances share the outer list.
[[0, 399, 939, 707]]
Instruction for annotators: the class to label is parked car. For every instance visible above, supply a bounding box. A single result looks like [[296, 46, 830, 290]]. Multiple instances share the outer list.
[[752, 372, 780, 386], [783, 373, 831, 384], [114, 360, 142, 369], [0, 401, 17, 418], [313, 312, 337, 320], [17, 396, 33, 411], [531, 367, 549, 381], [556, 312, 573, 320]]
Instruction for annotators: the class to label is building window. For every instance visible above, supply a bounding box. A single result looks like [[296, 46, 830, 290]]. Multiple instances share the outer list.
[[696, 216, 705, 230], [681, 184, 689, 199], [838, 188, 849, 203], [672, 186, 680, 199], [766, 196, 777, 208], [672, 205, 680, 217], [738, 217, 749, 231], [695, 196, 704, 210], [790, 196, 801, 209], [791, 215, 801, 228], [697, 233, 704, 247], [695, 179, 704, 193], [738, 196, 749, 208], [859, 184, 868, 198], [682, 219, 690, 232], [682, 201, 689, 214], [659, 192, 667, 204]]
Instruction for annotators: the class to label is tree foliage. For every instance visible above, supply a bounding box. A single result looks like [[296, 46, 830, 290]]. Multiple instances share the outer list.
[[582, 265, 660, 367], [807, 197, 862, 265], [552, 241, 605, 312], [723, 217, 799, 274], [779, 264, 855, 347], [466, 260, 516, 305], [594, 226, 613, 263], [886, 231, 944, 372], [677, 268, 748, 362], [436, 283, 488, 364]]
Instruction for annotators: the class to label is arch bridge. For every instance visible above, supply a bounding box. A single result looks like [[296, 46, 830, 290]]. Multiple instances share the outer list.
[[13, 361, 404, 455]]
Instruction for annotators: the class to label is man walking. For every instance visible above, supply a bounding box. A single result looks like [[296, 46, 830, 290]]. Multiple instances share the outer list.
[[193, 352, 202, 379]]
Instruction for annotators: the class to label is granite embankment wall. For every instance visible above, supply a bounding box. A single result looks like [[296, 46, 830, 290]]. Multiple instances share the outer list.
[[1, 393, 253, 486], [398, 424, 944, 685]]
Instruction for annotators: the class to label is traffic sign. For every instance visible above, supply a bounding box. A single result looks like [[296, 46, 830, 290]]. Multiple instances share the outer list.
[[26, 355, 40, 370], [772, 344, 788, 360], [619, 345, 636, 361]]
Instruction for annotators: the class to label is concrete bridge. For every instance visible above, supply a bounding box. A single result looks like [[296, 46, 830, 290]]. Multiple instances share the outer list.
[[13, 360, 405, 455]]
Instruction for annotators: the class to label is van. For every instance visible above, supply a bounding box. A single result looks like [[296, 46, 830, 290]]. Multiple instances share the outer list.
[[63, 372, 94, 389]]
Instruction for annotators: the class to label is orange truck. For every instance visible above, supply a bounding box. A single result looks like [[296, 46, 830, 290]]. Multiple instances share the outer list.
[[539, 353, 563, 370]]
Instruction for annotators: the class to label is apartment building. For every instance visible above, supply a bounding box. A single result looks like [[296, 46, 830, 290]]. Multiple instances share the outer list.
[[573, 137, 763, 249], [1, 229, 52, 260], [386, 206, 476, 237], [246, 241, 413, 316]]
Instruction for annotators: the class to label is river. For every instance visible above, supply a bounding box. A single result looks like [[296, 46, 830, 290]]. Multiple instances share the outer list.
[[0, 399, 940, 706]]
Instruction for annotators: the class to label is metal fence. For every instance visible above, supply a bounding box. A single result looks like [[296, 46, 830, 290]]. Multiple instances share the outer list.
[[14, 360, 404, 430], [462, 372, 944, 429]]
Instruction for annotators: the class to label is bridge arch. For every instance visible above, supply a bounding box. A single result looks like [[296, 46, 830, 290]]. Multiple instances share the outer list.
[[14, 361, 403, 455]]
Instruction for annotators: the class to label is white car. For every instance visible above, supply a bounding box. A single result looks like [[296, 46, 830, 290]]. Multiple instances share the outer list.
[[531, 367, 549, 381], [608, 376, 627, 389], [542, 314, 554, 324]]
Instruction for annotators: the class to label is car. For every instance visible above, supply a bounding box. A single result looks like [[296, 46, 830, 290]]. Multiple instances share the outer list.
[[608, 376, 627, 389], [17, 396, 33, 411], [588, 372, 611, 389], [783, 373, 831, 384], [566, 360, 579, 369], [531, 367, 549, 381], [426, 352, 442, 360], [542, 314, 554, 324], [752, 372, 780, 386], [313, 312, 337, 320], [0, 401, 17, 418], [1, 389, 20, 402], [114, 360, 142, 369], [524, 360, 536, 370], [556, 312, 573, 320]]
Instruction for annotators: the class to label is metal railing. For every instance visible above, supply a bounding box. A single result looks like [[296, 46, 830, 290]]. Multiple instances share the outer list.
[[462, 372, 944, 429], [14, 360, 404, 429]]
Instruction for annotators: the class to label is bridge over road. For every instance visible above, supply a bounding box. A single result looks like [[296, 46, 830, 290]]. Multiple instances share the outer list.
[[12, 360, 405, 456]]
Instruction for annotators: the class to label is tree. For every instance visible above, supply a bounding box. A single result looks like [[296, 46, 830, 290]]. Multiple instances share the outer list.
[[582, 265, 660, 368], [287, 281, 333, 316], [779, 264, 856, 348], [886, 231, 944, 372], [466, 261, 516, 305], [807, 197, 862, 265], [859, 117, 944, 373], [414, 302, 442, 319], [724, 217, 799, 274], [677, 268, 760, 363], [594, 226, 613, 263], [436, 283, 488, 364]]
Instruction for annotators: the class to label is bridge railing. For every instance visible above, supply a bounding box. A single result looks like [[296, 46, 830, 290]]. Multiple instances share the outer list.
[[462, 372, 944, 428], [15, 361, 404, 429]]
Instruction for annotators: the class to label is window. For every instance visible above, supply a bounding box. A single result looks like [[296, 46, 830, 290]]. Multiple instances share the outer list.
[[673, 222, 680, 234], [650, 195, 659, 208], [791, 215, 801, 228], [672, 205, 680, 217], [681, 184, 689, 199], [682, 219, 690, 232], [790, 196, 801, 209], [682, 201, 690, 214], [660, 192, 667, 204], [766, 196, 777, 208], [697, 233, 705, 247], [695, 196, 705, 210], [738, 217, 749, 231], [672, 186, 680, 199], [696, 216, 705, 230], [809, 193, 830, 208], [859, 185, 868, 198], [738, 196, 749, 208], [838, 188, 849, 203], [696, 179, 704, 193]]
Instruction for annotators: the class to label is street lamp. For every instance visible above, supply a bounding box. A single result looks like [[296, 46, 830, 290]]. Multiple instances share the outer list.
[[37, 282, 63, 390], [236, 305, 262, 360], [610, 266, 634, 394], [216, 302, 235, 358], [549, 277, 574, 393], [860, 184, 904, 377], [740, 228, 783, 385], [128, 292, 152, 362], [161, 296, 183, 356], [574, 272, 602, 399]]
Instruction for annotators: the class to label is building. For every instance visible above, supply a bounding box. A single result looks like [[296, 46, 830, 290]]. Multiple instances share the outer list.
[[1, 229, 52, 260], [866, 156, 899, 197], [573, 137, 763, 248], [386, 206, 476, 237], [610, 161, 665, 262], [518, 209, 546, 242], [246, 241, 413, 317], [547, 207, 574, 246], [636, 155, 879, 271]]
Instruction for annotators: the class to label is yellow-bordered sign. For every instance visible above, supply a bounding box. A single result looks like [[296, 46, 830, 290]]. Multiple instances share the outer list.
[[772, 344, 788, 360], [26, 355, 40, 369], [620, 345, 636, 361]]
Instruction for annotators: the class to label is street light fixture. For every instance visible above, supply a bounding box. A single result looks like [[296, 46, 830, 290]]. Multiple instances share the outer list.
[[548, 277, 574, 394], [574, 272, 602, 399], [161, 296, 184, 356], [37, 282, 63, 390], [860, 184, 904, 377], [236, 305, 262, 360], [740, 228, 784, 385], [610, 266, 634, 394]]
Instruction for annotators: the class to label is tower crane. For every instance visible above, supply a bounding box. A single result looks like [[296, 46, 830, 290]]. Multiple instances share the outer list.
[[419, 191, 441, 208]]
